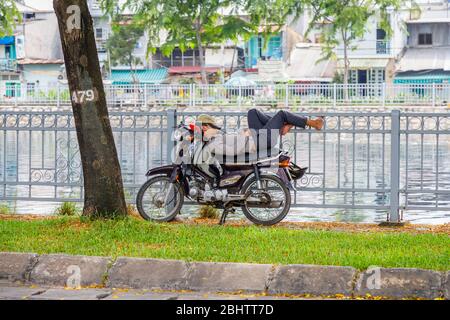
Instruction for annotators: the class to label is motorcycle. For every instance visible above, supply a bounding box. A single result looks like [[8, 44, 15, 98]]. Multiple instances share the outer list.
[[136, 123, 303, 226]]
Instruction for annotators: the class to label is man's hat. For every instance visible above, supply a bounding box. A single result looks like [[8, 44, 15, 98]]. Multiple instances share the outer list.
[[197, 114, 221, 129]]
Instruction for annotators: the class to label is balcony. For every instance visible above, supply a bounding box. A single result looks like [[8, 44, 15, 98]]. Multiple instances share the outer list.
[[96, 39, 107, 52], [0, 59, 18, 73], [376, 40, 391, 55]]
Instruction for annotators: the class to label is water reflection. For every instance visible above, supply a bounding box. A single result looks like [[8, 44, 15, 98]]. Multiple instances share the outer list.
[[0, 125, 449, 225]]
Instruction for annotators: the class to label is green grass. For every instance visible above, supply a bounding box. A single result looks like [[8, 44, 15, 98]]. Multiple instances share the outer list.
[[54, 202, 79, 216], [0, 217, 448, 271], [0, 204, 11, 215]]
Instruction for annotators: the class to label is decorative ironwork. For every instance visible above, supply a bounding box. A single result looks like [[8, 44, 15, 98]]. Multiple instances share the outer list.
[[0, 110, 449, 222]]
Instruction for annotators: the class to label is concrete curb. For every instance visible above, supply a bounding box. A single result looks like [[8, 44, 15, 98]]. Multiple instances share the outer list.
[[185, 261, 273, 293], [267, 265, 357, 296], [107, 257, 188, 290], [0, 252, 448, 299], [443, 272, 449, 300], [0, 252, 37, 282], [29, 254, 110, 287], [354, 267, 443, 299]]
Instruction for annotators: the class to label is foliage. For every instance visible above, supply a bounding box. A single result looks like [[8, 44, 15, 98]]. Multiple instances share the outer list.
[[0, 204, 11, 215], [198, 205, 219, 219], [0, 217, 449, 270], [0, 0, 21, 37], [101, 0, 290, 83], [332, 71, 344, 84], [126, 204, 141, 218], [178, 77, 196, 85], [305, 0, 403, 84], [106, 18, 145, 83], [54, 202, 79, 217], [103, 0, 252, 53]]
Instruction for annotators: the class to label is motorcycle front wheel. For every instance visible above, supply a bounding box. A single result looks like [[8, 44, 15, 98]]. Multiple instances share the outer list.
[[241, 174, 291, 226], [136, 175, 184, 222]]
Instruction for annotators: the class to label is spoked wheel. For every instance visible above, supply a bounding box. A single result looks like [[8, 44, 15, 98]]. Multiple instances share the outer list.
[[136, 175, 184, 222], [241, 174, 291, 226]]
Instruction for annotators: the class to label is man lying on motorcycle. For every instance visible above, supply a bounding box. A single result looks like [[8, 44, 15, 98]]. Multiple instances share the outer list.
[[195, 109, 324, 183]]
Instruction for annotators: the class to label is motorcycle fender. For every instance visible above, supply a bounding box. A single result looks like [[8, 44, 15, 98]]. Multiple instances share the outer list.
[[241, 171, 280, 188], [146, 165, 190, 195], [145, 165, 175, 177]]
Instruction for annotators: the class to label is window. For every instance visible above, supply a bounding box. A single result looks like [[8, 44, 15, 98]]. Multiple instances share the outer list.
[[152, 48, 199, 68], [172, 48, 183, 67], [376, 29, 389, 54], [27, 83, 36, 95], [418, 33, 432, 45], [376, 29, 387, 40], [95, 28, 103, 39], [24, 13, 35, 20]]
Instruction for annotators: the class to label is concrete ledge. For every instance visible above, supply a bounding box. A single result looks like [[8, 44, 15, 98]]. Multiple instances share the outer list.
[[107, 257, 188, 290], [185, 262, 272, 293], [268, 265, 357, 296], [443, 272, 449, 300], [0, 252, 37, 282], [29, 254, 110, 287], [1, 252, 448, 299], [355, 267, 442, 299]]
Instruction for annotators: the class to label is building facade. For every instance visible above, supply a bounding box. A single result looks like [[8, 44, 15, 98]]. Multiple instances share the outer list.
[[3, 0, 450, 88], [395, 0, 450, 84]]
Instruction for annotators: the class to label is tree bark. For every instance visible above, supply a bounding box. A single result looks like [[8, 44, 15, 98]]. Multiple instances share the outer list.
[[53, 0, 127, 218], [342, 30, 349, 101], [195, 20, 208, 84]]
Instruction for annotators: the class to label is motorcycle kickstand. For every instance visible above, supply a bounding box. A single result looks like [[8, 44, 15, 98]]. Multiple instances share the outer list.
[[219, 206, 235, 226]]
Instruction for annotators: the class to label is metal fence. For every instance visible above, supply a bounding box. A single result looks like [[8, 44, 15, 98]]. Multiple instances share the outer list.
[[1, 109, 449, 222], [1, 82, 449, 108]]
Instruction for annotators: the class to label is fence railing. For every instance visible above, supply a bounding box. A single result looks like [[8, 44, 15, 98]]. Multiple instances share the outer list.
[[0, 59, 18, 73], [1, 110, 449, 222], [1, 82, 449, 108], [376, 40, 391, 55]]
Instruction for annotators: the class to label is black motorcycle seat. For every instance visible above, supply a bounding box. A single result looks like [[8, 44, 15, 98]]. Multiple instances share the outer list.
[[220, 152, 279, 165]]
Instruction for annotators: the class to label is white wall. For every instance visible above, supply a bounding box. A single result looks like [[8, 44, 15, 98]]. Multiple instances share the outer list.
[[21, 64, 62, 87], [205, 48, 238, 67], [0, 46, 6, 59], [407, 23, 450, 46], [21, 15, 63, 61], [336, 12, 406, 58]]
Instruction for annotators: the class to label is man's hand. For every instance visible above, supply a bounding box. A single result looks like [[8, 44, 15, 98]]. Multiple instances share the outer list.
[[280, 124, 294, 136]]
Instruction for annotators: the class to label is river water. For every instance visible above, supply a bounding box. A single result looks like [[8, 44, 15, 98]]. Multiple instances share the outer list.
[[1, 110, 449, 224]]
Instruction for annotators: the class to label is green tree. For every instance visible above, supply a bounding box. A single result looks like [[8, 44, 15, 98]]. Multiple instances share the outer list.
[[106, 18, 145, 83], [306, 0, 402, 89], [102, 0, 261, 84], [0, 0, 21, 37], [54, 0, 127, 218]]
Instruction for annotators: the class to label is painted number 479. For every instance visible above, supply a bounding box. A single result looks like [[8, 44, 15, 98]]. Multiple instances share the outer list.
[[72, 89, 96, 104]]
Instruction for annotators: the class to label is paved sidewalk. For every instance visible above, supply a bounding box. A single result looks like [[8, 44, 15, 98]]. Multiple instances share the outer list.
[[0, 281, 317, 300]]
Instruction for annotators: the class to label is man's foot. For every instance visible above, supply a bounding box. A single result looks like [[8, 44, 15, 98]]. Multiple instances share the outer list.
[[307, 117, 324, 130]]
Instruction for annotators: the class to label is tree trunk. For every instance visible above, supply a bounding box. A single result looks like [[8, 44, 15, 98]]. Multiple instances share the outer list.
[[195, 23, 208, 84], [130, 58, 138, 107], [342, 37, 349, 101], [53, 0, 127, 218]]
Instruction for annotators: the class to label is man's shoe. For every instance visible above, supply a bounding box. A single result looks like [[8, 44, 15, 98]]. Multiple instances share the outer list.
[[309, 117, 324, 130]]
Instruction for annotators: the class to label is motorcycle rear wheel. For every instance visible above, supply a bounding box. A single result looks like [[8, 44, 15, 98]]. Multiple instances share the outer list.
[[136, 175, 184, 222], [241, 174, 291, 226]]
